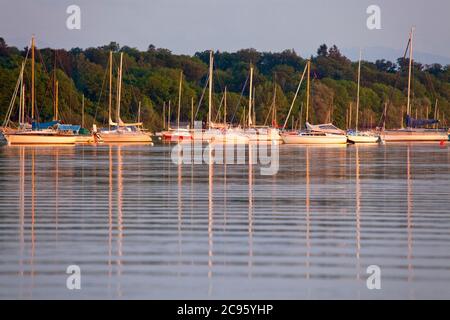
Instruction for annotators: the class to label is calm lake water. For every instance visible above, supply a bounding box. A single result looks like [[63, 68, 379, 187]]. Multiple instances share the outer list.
[[0, 142, 449, 299]]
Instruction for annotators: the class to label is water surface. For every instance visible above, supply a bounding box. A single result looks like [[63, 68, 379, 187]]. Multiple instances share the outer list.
[[0, 143, 449, 299]]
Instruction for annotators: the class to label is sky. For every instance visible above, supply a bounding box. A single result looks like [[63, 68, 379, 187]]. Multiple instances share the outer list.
[[1, 0, 450, 64]]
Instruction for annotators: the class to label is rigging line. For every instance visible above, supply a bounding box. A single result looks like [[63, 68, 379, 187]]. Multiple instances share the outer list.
[[56, 51, 72, 78], [194, 72, 209, 120], [263, 91, 275, 126], [282, 62, 308, 130], [94, 57, 110, 126], [214, 94, 225, 123], [33, 48, 56, 123], [3, 47, 31, 127], [264, 72, 277, 126], [213, 76, 227, 124], [56, 52, 80, 123], [263, 105, 272, 126], [230, 73, 249, 123], [263, 80, 277, 126], [379, 36, 411, 128], [122, 57, 142, 120], [424, 72, 438, 113]]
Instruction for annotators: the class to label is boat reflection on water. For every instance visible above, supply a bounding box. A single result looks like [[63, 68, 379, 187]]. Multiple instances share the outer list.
[[305, 147, 311, 282], [207, 146, 214, 296], [406, 145, 415, 299], [3, 143, 449, 299]]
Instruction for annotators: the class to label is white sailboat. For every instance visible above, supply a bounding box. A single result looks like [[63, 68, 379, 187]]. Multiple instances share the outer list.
[[208, 87, 248, 144], [162, 71, 192, 141], [239, 65, 281, 142], [347, 50, 380, 144], [192, 50, 249, 144], [2, 36, 76, 146], [381, 28, 448, 142], [99, 51, 152, 143], [191, 50, 220, 141], [281, 60, 347, 145]]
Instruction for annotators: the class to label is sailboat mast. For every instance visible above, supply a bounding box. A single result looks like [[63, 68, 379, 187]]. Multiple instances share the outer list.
[[272, 81, 276, 126], [299, 103, 303, 130], [356, 49, 362, 132], [208, 50, 213, 128], [191, 97, 194, 129], [168, 100, 171, 129], [407, 27, 414, 117], [253, 86, 256, 125], [22, 84, 26, 125], [162, 101, 166, 130], [116, 52, 123, 125], [116, 67, 120, 123], [82, 94, 85, 128], [349, 102, 353, 129], [139, 101, 142, 124], [224, 87, 227, 127], [19, 72, 23, 127], [177, 70, 183, 129], [54, 80, 59, 121], [434, 99, 438, 129], [108, 51, 113, 130], [53, 50, 57, 121], [248, 65, 253, 128], [306, 60, 311, 123], [31, 36, 35, 119]]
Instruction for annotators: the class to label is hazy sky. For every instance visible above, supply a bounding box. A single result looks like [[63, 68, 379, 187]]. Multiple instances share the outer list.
[[1, 0, 449, 64]]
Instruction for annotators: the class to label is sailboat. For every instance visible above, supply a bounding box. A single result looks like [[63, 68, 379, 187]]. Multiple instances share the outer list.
[[162, 71, 192, 141], [381, 28, 448, 142], [210, 87, 249, 144], [2, 36, 76, 145], [347, 50, 380, 144], [240, 65, 281, 142], [99, 51, 152, 143], [192, 50, 248, 143], [75, 94, 102, 143], [281, 60, 347, 145]]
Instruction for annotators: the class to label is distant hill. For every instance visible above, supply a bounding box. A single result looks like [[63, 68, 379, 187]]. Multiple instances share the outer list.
[[1, 38, 449, 131], [343, 46, 450, 66]]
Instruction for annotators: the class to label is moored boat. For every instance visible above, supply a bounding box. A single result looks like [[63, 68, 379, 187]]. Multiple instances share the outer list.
[[210, 129, 249, 144], [98, 51, 152, 144], [346, 50, 380, 144], [381, 129, 448, 142], [281, 60, 347, 145], [347, 132, 380, 144], [162, 128, 192, 142], [100, 127, 152, 143], [282, 131, 347, 145], [3, 131, 76, 145], [1, 37, 81, 146], [380, 28, 448, 142]]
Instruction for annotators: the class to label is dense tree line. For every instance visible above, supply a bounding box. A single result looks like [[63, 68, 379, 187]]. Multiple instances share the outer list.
[[1, 37, 449, 131]]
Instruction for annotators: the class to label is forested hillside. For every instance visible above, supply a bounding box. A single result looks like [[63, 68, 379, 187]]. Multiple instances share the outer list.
[[1, 37, 449, 131]]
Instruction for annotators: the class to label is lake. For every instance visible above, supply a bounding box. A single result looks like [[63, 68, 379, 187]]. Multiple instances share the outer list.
[[0, 142, 449, 299]]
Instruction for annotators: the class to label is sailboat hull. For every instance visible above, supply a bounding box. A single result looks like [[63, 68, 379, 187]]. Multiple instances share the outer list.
[[100, 132, 152, 143], [162, 130, 192, 142], [210, 132, 249, 144], [282, 133, 347, 145], [244, 128, 282, 142], [75, 135, 97, 144], [4, 133, 76, 145], [381, 130, 448, 142], [190, 129, 220, 142], [347, 135, 380, 144]]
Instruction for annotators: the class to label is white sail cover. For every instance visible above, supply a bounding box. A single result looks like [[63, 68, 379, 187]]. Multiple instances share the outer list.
[[306, 122, 345, 135]]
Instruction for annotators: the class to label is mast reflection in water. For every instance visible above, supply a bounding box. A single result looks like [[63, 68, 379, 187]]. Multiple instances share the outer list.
[[0, 143, 450, 299]]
